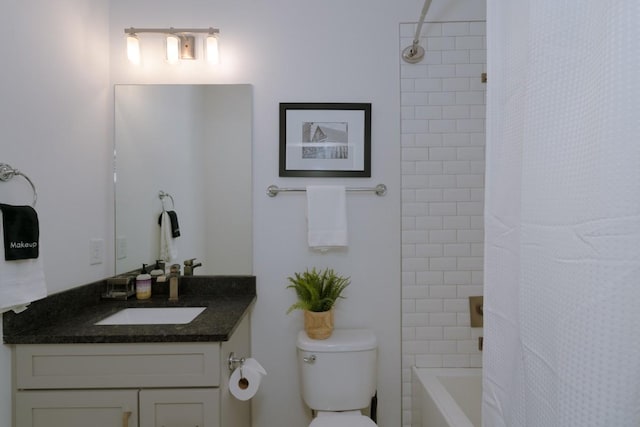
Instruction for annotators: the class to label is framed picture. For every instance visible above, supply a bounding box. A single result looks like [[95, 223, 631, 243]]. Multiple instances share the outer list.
[[279, 103, 371, 177]]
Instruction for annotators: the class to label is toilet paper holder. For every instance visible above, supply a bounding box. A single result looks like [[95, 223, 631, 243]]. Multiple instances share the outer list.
[[228, 352, 246, 371]]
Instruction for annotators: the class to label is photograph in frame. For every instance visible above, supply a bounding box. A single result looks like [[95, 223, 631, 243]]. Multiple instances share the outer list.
[[279, 103, 371, 177]]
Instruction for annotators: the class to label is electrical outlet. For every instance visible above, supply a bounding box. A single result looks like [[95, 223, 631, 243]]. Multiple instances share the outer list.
[[89, 238, 104, 265], [116, 236, 127, 260]]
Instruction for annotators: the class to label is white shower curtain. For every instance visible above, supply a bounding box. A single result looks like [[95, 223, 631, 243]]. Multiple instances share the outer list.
[[483, 1, 640, 426]]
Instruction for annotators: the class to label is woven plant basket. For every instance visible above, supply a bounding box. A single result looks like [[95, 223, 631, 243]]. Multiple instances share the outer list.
[[304, 309, 334, 340]]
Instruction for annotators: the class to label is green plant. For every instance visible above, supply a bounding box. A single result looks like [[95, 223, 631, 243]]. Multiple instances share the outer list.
[[286, 267, 350, 314]]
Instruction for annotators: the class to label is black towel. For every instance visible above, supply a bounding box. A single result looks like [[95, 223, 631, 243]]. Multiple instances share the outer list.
[[0, 204, 40, 260], [158, 210, 181, 238], [167, 211, 180, 237]]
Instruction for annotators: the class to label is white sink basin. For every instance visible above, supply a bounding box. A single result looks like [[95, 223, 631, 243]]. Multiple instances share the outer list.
[[95, 307, 206, 325]]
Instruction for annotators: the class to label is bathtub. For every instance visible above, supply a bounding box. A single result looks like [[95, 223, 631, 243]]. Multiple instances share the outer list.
[[411, 367, 482, 427]]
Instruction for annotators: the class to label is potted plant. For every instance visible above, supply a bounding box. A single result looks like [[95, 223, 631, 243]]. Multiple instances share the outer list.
[[286, 267, 350, 339]]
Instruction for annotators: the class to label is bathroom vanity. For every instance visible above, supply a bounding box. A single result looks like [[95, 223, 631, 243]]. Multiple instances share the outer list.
[[3, 275, 255, 427]]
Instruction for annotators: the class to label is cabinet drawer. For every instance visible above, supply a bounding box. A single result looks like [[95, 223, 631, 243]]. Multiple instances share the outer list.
[[16, 389, 139, 427], [15, 343, 220, 389]]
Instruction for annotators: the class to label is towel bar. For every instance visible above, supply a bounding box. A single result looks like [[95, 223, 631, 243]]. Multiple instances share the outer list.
[[267, 184, 387, 197], [0, 163, 37, 207]]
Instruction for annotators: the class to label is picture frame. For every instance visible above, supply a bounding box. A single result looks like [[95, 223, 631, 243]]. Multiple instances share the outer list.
[[279, 102, 371, 177]]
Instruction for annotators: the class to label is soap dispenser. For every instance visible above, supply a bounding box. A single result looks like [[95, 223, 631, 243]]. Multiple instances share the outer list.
[[136, 264, 152, 300], [150, 260, 165, 280]]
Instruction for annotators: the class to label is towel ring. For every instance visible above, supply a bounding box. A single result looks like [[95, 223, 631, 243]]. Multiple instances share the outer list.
[[0, 163, 37, 207], [158, 190, 175, 211]]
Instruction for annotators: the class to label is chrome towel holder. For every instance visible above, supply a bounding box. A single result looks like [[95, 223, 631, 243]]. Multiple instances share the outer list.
[[0, 163, 38, 207], [267, 183, 387, 197], [158, 190, 175, 211]]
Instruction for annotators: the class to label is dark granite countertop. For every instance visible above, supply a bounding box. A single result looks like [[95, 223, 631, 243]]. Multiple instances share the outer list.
[[3, 275, 256, 344]]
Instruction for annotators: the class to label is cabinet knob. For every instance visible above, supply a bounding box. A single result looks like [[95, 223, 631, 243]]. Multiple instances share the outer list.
[[122, 410, 132, 427]]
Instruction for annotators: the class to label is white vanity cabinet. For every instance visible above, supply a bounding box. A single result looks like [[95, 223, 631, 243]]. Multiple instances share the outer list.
[[13, 313, 251, 427]]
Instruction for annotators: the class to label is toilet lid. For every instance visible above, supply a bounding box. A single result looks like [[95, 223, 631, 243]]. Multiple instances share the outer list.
[[309, 415, 377, 427]]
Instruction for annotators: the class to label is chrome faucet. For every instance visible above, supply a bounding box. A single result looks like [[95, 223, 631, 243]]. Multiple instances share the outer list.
[[169, 264, 181, 301], [183, 258, 202, 276]]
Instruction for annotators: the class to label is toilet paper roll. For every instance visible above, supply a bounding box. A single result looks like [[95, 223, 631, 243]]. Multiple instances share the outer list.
[[243, 357, 267, 375], [229, 358, 266, 401]]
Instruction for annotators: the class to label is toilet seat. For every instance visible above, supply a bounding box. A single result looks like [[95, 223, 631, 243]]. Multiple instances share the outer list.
[[309, 414, 377, 427]]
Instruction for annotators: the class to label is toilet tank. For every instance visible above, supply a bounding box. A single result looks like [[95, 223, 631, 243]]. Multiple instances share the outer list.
[[297, 329, 377, 412]]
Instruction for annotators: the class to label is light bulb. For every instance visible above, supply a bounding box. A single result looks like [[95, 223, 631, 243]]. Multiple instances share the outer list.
[[126, 34, 140, 64], [166, 35, 180, 64], [206, 34, 219, 64]]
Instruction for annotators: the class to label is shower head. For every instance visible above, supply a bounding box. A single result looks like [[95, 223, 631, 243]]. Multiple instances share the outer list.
[[402, 0, 432, 64]]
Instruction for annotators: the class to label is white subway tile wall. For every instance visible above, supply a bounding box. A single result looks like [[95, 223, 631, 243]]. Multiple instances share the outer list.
[[400, 21, 486, 426]]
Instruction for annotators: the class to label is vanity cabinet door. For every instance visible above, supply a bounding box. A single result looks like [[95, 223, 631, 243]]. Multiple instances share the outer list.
[[15, 390, 138, 427], [139, 388, 220, 427]]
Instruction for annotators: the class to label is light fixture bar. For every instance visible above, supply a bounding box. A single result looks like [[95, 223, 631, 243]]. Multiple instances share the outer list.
[[125, 27, 219, 35], [125, 27, 220, 64]]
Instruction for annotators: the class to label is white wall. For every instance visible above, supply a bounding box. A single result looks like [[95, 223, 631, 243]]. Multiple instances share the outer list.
[[0, 1, 485, 426], [0, 0, 113, 288], [0, 2, 111, 426]]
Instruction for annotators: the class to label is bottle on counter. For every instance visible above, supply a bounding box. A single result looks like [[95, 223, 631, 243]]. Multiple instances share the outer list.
[[150, 260, 165, 282], [136, 264, 152, 300]]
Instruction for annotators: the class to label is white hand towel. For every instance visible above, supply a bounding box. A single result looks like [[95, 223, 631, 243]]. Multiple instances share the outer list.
[[306, 185, 348, 251], [159, 211, 178, 263], [0, 215, 47, 314]]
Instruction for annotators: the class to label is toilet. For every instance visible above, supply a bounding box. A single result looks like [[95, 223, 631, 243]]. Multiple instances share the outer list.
[[296, 328, 378, 427]]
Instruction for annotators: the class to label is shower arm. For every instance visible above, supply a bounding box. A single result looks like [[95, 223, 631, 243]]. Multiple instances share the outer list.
[[402, 0, 433, 63]]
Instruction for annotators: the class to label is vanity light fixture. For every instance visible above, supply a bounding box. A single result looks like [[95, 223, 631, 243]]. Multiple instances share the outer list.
[[124, 27, 220, 64]]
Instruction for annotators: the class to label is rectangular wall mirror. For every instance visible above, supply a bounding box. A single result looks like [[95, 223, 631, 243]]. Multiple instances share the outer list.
[[114, 84, 252, 275]]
